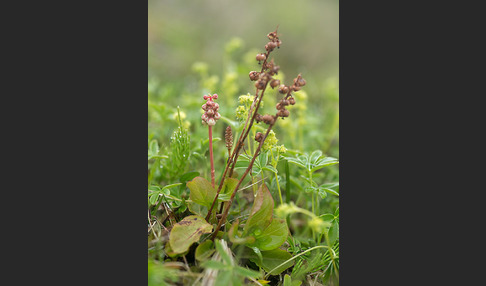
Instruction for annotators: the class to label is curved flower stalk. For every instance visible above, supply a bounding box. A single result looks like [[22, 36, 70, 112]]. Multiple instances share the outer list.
[[206, 28, 308, 240]]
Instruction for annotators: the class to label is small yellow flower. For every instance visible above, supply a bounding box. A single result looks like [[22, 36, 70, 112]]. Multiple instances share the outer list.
[[235, 105, 247, 121], [262, 130, 278, 152], [276, 145, 287, 154], [308, 217, 331, 233]]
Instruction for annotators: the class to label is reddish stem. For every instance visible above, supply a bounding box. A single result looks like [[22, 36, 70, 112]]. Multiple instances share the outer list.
[[211, 121, 276, 240], [208, 125, 215, 188], [205, 30, 278, 221]]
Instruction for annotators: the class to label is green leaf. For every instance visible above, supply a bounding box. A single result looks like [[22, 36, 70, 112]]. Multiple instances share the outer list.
[[234, 266, 260, 279], [179, 171, 200, 183], [215, 270, 232, 286], [319, 214, 335, 223], [187, 177, 216, 207], [148, 185, 161, 192], [321, 188, 338, 196], [249, 248, 294, 275], [250, 219, 288, 251], [228, 220, 255, 245], [285, 157, 306, 169], [243, 183, 274, 236], [250, 247, 263, 265], [310, 150, 323, 164], [168, 215, 213, 254], [148, 139, 159, 157], [195, 240, 215, 262], [222, 177, 239, 195], [284, 274, 291, 286], [304, 186, 317, 193], [317, 188, 328, 199], [149, 193, 159, 205], [320, 182, 339, 196], [310, 157, 339, 173], [328, 221, 339, 246], [217, 193, 232, 202], [285, 152, 339, 173], [161, 183, 182, 193], [262, 165, 278, 174], [187, 201, 207, 217]]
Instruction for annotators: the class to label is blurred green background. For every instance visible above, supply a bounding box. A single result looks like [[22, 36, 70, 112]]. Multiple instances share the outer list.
[[148, 0, 339, 164]]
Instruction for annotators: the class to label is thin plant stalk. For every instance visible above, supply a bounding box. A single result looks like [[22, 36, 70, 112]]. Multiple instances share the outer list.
[[208, 125, 215, 187], [205, 85, 267, 221], [205, 27, 277, 218], [211, 122, 276, 240]]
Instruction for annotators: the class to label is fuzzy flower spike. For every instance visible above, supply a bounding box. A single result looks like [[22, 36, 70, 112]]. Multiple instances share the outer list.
[[201, 93, 221, 126]]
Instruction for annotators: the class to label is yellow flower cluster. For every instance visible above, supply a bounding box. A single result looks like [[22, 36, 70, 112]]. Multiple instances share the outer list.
[[235, 105, 247, 121], [308, 217, 331, 234], [262, 130, 278, 151], [238, 93, 255, 105], [275, 202, 300, 218], [276, 145, 287, 154], [235, 93, 263, 121]]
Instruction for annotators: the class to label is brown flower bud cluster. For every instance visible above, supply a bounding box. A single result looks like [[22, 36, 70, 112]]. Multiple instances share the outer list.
[[265, 31, 282, 52], [254, 72, 271, 90], [249, 71, 260, 81], [201, 94, 221, 126], [251, 29, 284, 92], [255, 132, 263, 142], [275, 98, 291, 118], [277, 74, 307, 95], [290, 74, 306, 92], [275, 74, 305, 118]]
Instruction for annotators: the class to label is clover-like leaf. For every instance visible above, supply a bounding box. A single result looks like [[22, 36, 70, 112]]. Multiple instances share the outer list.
[[285, 151, 339, 173], [311, 157, 339, 173], [262, 165, 278, 174]]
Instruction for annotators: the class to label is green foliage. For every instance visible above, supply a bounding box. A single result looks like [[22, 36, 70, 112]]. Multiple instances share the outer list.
[[147, 259, 179, 285], [285, 150, 338, 174], [249, 218, 288, 251], [195, 240, 215, 262], [148, 25, 339, 285], [201, 240, 261, 286], [187, 177, 217, 208], [243, 184, 274, 236], [168, 215, 213, 254], [164, 124, 190, 183], [248, 248, 294, 275]]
